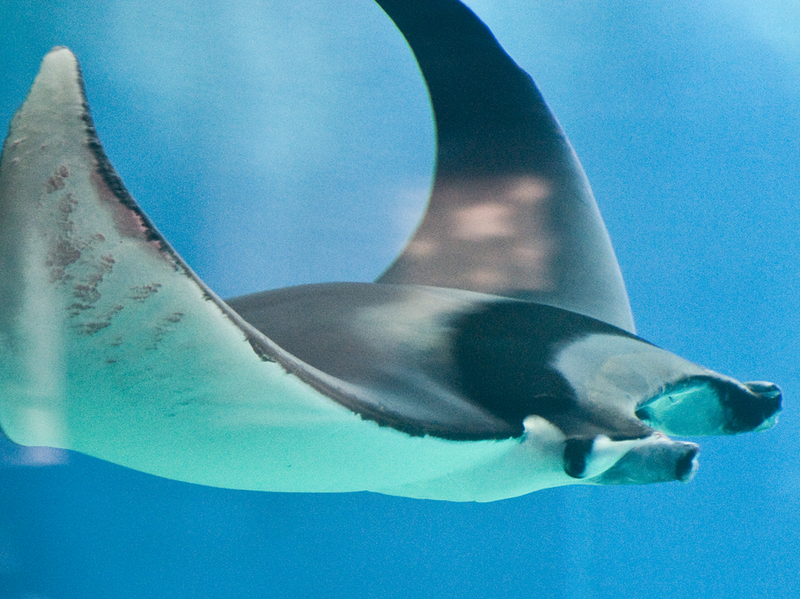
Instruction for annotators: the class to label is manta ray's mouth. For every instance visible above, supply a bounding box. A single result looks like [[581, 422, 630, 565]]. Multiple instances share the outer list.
[[635, 376, 782, 437]]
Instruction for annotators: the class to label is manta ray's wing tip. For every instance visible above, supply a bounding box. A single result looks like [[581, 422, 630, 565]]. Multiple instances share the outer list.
[[9, 47, 83, 131], [38, 46, 79, 77]]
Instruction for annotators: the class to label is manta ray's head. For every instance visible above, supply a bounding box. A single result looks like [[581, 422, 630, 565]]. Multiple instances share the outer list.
[[520, 319, 784, 489]]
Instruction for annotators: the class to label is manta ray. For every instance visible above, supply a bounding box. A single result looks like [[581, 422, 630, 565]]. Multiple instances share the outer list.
[[0, 0, 781, 502]]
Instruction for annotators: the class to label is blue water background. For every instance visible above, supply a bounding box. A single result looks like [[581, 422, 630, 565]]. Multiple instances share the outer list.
[[1, 1, 798, 597]]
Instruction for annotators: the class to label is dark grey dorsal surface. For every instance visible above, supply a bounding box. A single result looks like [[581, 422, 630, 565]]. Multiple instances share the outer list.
[[228, 284, 650, 441]]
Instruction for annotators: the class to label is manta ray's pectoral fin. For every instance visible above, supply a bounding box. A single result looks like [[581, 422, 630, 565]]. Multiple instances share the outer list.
[[0, 48, 378, 491], [374, 0, 635, 333]]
